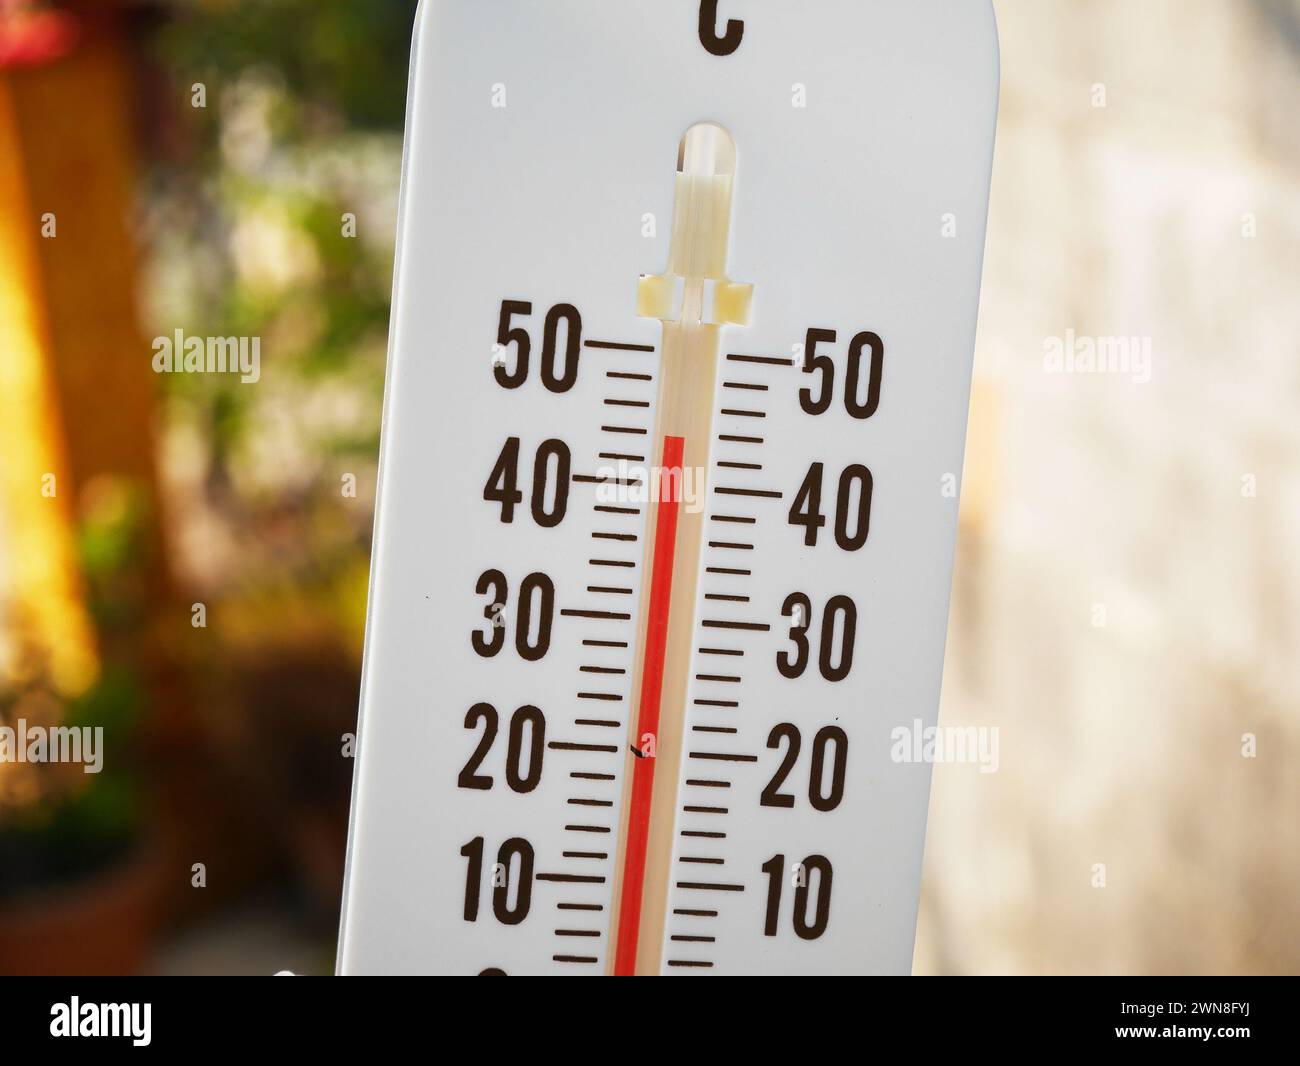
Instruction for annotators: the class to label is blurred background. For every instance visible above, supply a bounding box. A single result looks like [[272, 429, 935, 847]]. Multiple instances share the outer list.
[[0, 0, 1294, 975]]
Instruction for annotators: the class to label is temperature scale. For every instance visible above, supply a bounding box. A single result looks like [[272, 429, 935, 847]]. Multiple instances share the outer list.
[[338, 0, 999, 975]]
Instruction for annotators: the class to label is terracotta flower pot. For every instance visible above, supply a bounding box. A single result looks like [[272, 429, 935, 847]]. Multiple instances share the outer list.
[[0, 844, 163, 975]]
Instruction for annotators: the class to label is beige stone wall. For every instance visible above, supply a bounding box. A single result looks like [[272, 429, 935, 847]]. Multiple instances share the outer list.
[[916, 0, 1300, 974]]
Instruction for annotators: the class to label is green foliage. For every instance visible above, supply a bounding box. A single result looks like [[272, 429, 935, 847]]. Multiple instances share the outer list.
[[0, 664, 145, 899], [159, 0, 420, 134], [0, 482, 149, 898], [2, 0, 419, 899], [144, 0, 414, 592]]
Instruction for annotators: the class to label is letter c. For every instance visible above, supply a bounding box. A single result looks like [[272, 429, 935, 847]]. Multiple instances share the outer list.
[[700, 0, 744, 57]]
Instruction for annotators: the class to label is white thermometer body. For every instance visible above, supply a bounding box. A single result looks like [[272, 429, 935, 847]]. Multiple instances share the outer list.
[[339, 0, 999, 976]]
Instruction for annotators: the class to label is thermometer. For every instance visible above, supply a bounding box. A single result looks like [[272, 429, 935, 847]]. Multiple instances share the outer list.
[[339, 0, 999, 976]]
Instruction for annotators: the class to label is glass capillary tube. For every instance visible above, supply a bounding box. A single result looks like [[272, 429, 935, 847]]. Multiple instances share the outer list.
[[611, 123, 750, 975]]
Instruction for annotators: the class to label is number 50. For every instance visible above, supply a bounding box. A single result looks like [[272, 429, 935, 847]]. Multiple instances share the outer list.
[[800, 327, 884, 419]]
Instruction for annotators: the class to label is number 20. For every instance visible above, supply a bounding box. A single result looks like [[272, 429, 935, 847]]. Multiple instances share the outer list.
[[761, 724, 848, 812]]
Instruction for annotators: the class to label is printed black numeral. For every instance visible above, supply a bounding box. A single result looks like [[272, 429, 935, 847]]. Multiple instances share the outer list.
[[789, 462, 874, 551], [494, 301, 583, 392], [778, 592, 857, 682], [458, 704, 546, 793], [760, 724, 849, 812], [461, 837, 535, 925], [473, 569, 554, 661], [762, 853, 833, 940], [800, 328, 884, 419], [484, 437, 571, 527]]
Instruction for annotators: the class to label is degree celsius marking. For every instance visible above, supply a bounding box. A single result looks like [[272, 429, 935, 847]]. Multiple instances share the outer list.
[[699, 0, 744, 57]]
